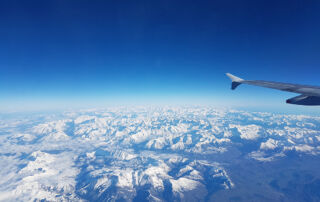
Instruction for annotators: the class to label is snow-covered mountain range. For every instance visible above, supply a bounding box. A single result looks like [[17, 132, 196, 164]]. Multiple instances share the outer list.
[[1, 106, 320, 201]]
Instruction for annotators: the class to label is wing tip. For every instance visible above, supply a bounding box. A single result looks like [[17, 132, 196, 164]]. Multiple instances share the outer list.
[[226, 73, 244, 90], [226, 73, 244, 82]]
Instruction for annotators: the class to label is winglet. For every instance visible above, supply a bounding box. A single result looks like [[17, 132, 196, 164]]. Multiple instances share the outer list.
[[226, 73, 244, 90]]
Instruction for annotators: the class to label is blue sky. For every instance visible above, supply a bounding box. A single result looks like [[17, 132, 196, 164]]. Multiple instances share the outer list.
[[1, 0, 320, 111]]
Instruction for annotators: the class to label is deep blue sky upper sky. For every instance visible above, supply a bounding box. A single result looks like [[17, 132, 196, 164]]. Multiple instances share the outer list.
[[1, 0, 320, 111]]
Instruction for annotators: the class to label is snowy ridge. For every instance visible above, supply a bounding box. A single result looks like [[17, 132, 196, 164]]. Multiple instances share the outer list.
[[0, 106, 320, 201]]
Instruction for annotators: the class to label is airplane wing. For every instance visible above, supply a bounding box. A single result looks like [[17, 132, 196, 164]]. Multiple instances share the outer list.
[[226, 73, 320, 106]]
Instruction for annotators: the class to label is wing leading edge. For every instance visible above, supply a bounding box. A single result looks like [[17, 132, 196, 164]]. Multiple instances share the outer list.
[[226, 73, 320, 106]]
